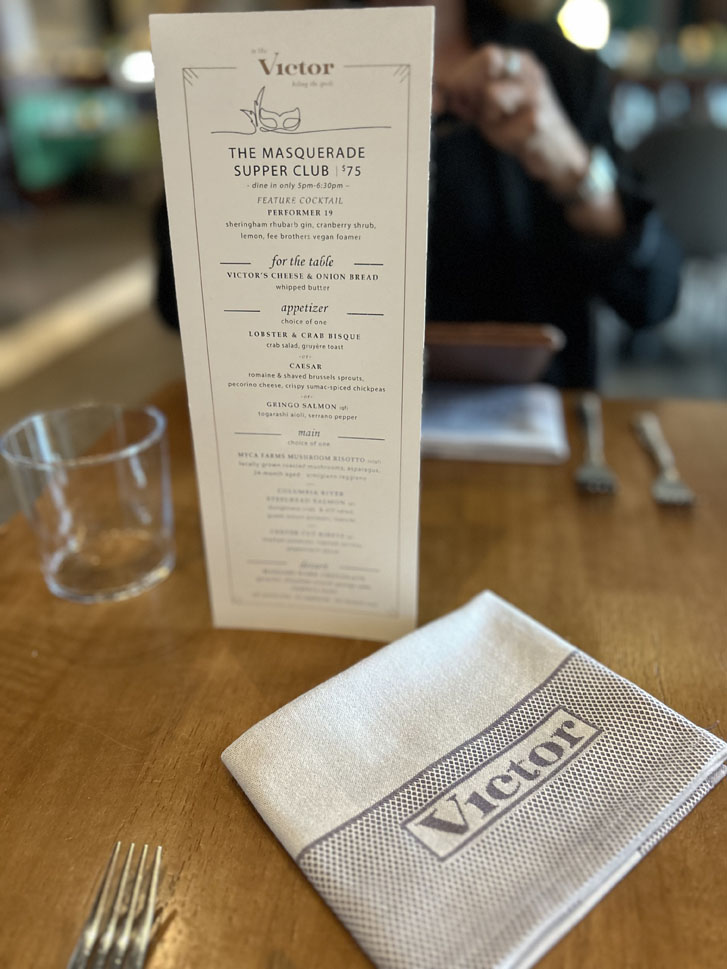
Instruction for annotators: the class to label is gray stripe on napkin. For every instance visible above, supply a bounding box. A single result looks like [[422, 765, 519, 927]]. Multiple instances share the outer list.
[[297, 650, 725, 969]]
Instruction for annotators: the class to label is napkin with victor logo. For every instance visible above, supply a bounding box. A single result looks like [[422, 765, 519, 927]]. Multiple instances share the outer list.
[[222, 591, 727, 969]]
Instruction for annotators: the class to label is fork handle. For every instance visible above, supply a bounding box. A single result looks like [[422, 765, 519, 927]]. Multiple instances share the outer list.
[[579, 392, 606, 464], [633, 411, 677, 474]]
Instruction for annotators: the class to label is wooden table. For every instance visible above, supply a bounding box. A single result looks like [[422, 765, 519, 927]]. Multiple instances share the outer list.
[[1, 381, 725, 969]]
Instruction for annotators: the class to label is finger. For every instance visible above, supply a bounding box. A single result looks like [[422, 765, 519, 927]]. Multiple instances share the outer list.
[[481, 77, 532, 122], [480, 44, 525, 80], [481, 105, 537, 152], [476, 44, 512, 80], [442, 44, 536, 125], [445, 43, 521, 101], [446, 85, 481, 124], [502, 50, 523, 79]]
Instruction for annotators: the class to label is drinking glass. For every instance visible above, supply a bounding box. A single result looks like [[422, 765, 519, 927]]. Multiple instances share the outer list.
[[0, 403, 175, 602]]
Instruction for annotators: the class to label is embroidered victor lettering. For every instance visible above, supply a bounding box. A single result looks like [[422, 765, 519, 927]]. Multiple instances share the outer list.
[[417, 795, 470, 835], [403, 707, 600, 860]]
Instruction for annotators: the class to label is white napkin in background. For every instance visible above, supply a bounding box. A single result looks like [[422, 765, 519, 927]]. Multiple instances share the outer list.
[[420, 384, 570, 463], [222, 592, 727, 969]]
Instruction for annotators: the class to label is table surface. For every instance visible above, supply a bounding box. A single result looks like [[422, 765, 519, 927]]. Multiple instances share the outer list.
[[1, 381, 725, 969]]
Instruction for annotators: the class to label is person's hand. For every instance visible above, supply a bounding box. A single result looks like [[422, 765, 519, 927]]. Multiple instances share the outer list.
[[439, 43, 590, 198]]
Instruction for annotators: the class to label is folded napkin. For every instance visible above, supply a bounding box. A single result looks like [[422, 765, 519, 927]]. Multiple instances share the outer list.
[[222, 592, 727, 969], [420, 383, 569, 464]]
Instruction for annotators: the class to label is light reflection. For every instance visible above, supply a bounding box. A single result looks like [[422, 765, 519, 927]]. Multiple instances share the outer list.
[[705, 83, 727, 127], [678, 25, 715, 68], [557, 0, 610, 51], [656, 81, 692, 123], [119, 50, 155, 87], [609, 82, 657, 150]]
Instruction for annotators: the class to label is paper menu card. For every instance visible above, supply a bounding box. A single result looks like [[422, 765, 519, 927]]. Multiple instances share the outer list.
[[151, 8, 433, 640]]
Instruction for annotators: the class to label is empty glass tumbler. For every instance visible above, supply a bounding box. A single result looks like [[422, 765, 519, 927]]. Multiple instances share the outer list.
[[0, 403, 175, 603]]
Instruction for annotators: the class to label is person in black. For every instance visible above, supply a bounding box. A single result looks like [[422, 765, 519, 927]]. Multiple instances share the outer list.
[[154, 0, 683, 389], [423, 0, 682, 387]]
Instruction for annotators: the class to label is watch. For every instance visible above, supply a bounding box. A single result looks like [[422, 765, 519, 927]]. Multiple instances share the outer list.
[[561, 146, 617, 205]]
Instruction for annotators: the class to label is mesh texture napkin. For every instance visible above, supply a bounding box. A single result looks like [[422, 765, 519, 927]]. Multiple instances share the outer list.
[[222, 591, 727, 969]]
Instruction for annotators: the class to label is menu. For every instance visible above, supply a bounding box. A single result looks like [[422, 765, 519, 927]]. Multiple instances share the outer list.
[[151, 8, 433, 640]]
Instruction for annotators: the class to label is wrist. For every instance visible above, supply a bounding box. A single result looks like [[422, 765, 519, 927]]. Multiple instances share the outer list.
[[551, 146, 618, 207], [545, 144, 590, 198]]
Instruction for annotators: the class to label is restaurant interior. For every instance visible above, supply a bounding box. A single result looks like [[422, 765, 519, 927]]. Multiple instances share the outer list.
[[1, 4, 726, 969], [0, 0, 726, 522]]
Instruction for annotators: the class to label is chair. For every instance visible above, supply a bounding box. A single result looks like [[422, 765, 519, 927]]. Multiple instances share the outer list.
[[628, 122, 727, 258]]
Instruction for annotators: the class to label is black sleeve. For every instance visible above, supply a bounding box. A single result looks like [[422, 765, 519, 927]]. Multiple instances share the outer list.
[[548, 40, 683, 329], [152, 196, 180, 331]]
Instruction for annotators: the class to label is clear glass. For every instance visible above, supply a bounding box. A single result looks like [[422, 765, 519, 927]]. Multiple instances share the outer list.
[[0, 403, 175, 603]]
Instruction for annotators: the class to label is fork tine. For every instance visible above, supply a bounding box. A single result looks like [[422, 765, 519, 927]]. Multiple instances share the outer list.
[[575, 392, 618, 495], [633, 412, 695, 506], [107, 843, 148, 969], [66, 843, 163, 969], [89, 843, 135, 969], [125, 845, 163, 969], [66, 842, 121, 969]]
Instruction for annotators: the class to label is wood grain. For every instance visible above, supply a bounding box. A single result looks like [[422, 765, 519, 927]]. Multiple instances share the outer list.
[[0, 382, 724, 969]]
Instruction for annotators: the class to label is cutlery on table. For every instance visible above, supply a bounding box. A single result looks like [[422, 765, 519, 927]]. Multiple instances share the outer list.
[[575, 392, 618, 495], [633, 411, 696, 507], [66, 841, 163, 969]]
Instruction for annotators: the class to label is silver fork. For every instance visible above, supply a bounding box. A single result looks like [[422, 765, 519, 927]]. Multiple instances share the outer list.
[[633, 411, 696, 507], [575, 392, 618, 495], [66, 842, 163, 969]]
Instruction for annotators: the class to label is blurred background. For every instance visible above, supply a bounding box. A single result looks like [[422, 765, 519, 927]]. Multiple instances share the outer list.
[[0, 0, 725, 517]]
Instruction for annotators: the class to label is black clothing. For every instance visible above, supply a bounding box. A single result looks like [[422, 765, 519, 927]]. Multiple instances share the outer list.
[[427, 6, 683, 387], [154, 8, 682, 388]]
